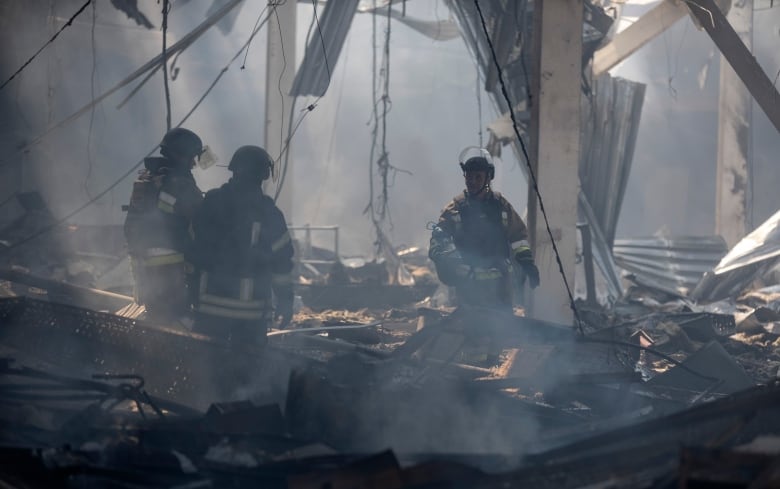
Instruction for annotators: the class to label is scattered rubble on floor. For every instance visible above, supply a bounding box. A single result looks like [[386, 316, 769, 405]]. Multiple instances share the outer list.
[[3, 221, 780, 487]]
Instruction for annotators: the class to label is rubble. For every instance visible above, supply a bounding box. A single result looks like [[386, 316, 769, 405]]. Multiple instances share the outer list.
[[3, 212, 780, 487], [3, 0, 780, 484]]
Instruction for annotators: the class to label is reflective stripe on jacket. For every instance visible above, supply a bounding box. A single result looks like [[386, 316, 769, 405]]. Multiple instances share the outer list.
[[191, 179, 294, 323], [194, 272, 269, 320], [123, 157, 203, 258]]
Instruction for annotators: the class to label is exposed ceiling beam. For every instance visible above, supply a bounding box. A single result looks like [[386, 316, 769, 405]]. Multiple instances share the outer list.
[[685, 0, 780, 135], [592, 0, 687, 77]]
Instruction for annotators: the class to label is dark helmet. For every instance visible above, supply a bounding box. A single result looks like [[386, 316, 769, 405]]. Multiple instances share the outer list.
[[228, 145, 274, 181], [460, 156, 495, 180], [159, 128, 203, 161]]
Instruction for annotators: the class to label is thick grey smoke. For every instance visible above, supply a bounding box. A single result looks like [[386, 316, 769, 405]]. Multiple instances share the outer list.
[[0, 1, 527, 259], [612, 2, 780, 238], [2, 1, 779, 256]]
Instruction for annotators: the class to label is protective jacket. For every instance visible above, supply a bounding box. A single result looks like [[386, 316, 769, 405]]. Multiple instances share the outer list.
[[123, 157, 203, 319], [429, 190, 531, 307], [191, 178, 293, 343]]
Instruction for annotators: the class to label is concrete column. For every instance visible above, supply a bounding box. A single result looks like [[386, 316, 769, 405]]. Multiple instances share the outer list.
[[527, 0, 583, 325], [264, 0, 296, 216], [715, 0, 753, 247]]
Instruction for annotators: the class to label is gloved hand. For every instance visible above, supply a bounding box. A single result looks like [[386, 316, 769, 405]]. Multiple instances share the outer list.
[[514, 248, 540, 289], [430, 228, 466, 286]]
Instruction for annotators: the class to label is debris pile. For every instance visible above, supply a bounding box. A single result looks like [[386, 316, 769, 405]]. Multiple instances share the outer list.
[[3, 206, 780, 486]]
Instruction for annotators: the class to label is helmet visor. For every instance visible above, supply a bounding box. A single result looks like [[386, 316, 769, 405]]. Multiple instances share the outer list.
[[458, 146, 493, 166], [196, 145, 218, 170]]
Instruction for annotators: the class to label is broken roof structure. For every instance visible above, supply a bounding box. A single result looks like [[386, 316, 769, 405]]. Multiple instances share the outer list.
[[2, 0, 780, 487]]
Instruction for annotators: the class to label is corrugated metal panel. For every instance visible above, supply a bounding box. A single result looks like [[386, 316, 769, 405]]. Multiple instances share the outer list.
[[614, 236, 728, 297], [580, 75, 646, 247], [445, 0, 532, 122], [692, 208, 780, 302], [290, 0, 361, 97]]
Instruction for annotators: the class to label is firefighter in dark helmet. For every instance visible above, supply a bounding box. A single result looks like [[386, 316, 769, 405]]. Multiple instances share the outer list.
[[429, 147, 539, 308], [191, 145, 294, 347], [123, 128, 205, 323]]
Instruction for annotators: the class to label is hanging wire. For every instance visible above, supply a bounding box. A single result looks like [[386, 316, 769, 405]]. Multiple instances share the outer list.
[[372, 0, 411, 232], [273, 0, 335, 202], [162, 0, 173, 131], [660, 9, 688, 99], [0, 7, 274, 255], [313, 35, 352, 222], [378, 0, 393, 222], [311, 0, 332, 81], [364, 0, 413, 254], [365, 0, 379, 225], [475, 48, 483, 147], [473, 0, 585, 334], [46, 0, 57, 125], [241, 4, 272, 69], [0, 0, 93, 91], [273, 101, 308, 202], [517, 0, 532, 109], [365, 0, 393, 240], [271, 0, 319, 200], [84, 0, 98, 200], [272, 2, 288, 168], [0, 0, 244, 169]]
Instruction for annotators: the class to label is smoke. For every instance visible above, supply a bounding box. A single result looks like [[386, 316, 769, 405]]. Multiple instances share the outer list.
[[1, 0, 527, 259], [613, 1, 780, 239], [3, 0, 780, 259], [279, 310, 604, 460]]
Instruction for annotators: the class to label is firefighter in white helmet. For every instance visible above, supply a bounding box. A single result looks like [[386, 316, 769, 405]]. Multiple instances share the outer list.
[[429, 148, 539, 308]]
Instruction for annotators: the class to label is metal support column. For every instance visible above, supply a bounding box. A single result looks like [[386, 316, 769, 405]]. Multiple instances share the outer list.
[[527, 0, 583, 325]]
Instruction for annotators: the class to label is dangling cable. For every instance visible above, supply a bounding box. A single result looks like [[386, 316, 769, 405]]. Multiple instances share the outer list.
[[241, 4, 270, 69], [162, 0, 172, 131], [365, 0, 378, 228], [273, 0, 331, 202], [314, 30, 353, 221], [84, 0, 97, 199], [0, 0, 92, 92], [0, 0, 243, 168], [370, 1, 411, 236], [1, 8, 274, 256], [475, 49, 483, 147], [311, 0, 332, 82], [378, 0, 393, 222], [473, 0, 584, 334]]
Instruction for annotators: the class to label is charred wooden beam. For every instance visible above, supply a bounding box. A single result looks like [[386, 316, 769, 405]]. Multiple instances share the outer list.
[[685, 0, 780, 134]]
